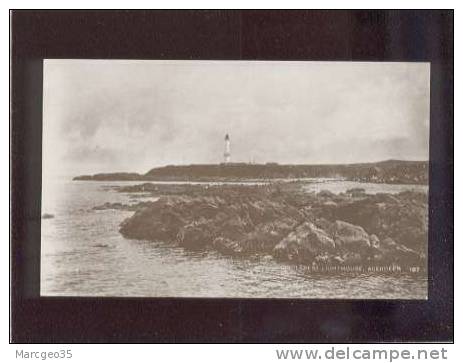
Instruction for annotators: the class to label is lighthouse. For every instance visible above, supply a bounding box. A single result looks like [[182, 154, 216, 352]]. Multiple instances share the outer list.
[[224, 134, 231, 163]]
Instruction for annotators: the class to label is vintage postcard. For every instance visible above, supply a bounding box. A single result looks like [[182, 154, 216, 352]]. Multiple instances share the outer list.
[[41, 60, 429, 299]]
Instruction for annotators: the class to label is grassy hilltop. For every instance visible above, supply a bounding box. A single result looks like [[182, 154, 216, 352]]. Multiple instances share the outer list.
[[74, 159, 428, 184]]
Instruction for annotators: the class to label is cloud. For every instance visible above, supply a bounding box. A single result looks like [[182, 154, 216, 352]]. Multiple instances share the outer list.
[[43, 60, 430, 175]]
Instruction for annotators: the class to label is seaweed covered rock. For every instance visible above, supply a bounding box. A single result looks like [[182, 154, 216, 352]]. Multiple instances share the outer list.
[[273, 222, 335, 263]]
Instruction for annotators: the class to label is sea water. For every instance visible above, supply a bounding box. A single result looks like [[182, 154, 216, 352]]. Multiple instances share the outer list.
[[41, 179, 428, 299]]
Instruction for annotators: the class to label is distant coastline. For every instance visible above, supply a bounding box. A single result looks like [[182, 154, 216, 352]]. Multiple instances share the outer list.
[[73, 159, 428, 185], [94, 180, 428, 273], [70, 160, 429, 275]]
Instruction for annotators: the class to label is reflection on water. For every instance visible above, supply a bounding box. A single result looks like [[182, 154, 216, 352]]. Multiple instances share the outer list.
[[41, 179, 427, 299]]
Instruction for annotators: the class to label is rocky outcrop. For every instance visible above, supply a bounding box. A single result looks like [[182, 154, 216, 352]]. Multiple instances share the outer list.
[[372, 237, 423, 265], [118, 187, 427, 270], [333, 221, 371, 252], [93, 201, 152, 212], [73, 172, 142, 181], [75, 159, 428, 184], [120, 193, 307, 257], [314, 191, 428, 254], [273, 222, 335, 263]]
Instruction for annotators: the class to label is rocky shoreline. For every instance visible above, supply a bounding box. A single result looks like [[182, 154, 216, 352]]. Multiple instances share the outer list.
[[96, 182, 427, 272]]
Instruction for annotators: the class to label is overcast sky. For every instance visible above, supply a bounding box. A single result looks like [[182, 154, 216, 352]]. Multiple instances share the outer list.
[[43, 60, 430, 175]]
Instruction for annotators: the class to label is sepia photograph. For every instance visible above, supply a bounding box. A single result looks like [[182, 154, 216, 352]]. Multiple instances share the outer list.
[[40, 59, 430, 299]]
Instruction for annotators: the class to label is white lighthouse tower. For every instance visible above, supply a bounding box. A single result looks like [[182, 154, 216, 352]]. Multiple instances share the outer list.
[[224, 134, 231, 163]]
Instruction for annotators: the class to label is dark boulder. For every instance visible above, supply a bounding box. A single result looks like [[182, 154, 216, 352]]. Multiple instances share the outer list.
[[333, 220, 371, 252], [176, 223, 214, 249], [374, 237, 423, 265], [273, 222, 335, 263], [120, 197, 186, 241], [316, 191, 428, 254]]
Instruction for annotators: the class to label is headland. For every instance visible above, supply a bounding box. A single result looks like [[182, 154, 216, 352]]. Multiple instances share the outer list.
[[74, 159, 428, 185]]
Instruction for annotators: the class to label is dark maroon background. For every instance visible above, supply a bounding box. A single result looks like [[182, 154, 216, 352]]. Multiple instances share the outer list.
[[10, 10, 453, 343]]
